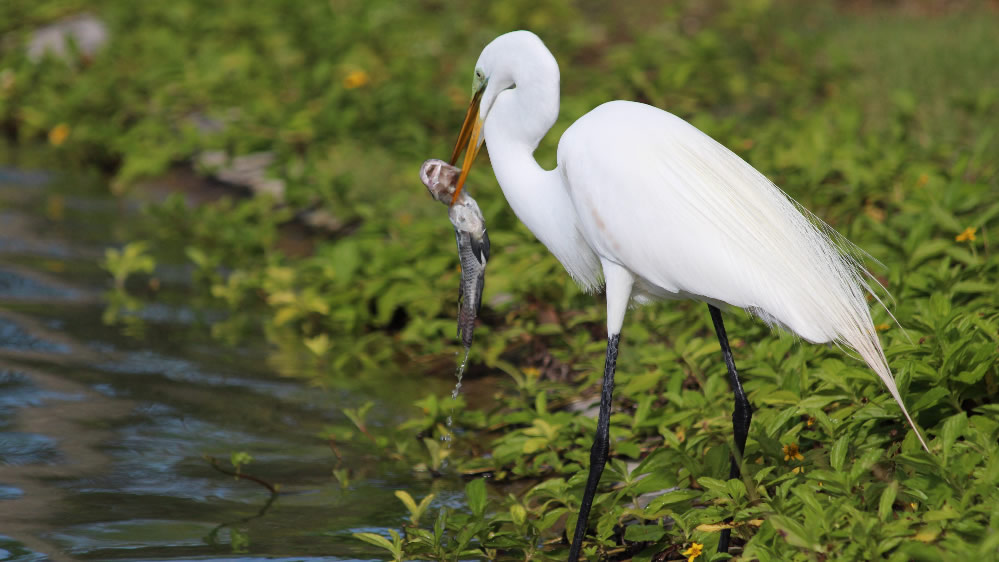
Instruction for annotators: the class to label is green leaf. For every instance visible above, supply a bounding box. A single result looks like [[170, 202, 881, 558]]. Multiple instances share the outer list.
[[523, 437, 550, 454], [798, 395, 846, 409], [633, 395, 655, 427], [792, 486, 823, 515], [615, 440, 641, 459], [510, 503, 527, 527], [630, 472, 677, 495], [940, 412, 968, 461], [644, 489, 701, 513], [907, 239, 951, 267], [927, 206, 962, 232], [623, 369, 662, 394], [304, 333, 330, 356], [395, 490, 435, 525], [538, 507, 568, 532], [766, 407, 798, 437], [830, 434, 849, 472], [849, 448, 885, 483], [726, 478, 747, 500], [623, 524, 666, 542], [770, 515, 817, 551], [535, 390, 548, 414], [911, 387, 949, 412], [924, 505, 959, 521], [433, 508, 447, 543], [951, 281, 996, 295], [353, 532, 396, 553], [466, 478, 487, 518], [878, 481, 899, 521], [394, 490, 418, 515], [696, 477, 729, 495], [230, 451, 253, 470]]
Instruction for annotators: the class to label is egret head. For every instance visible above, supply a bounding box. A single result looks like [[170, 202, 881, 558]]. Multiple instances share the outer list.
[[449, 31, 558, 204]]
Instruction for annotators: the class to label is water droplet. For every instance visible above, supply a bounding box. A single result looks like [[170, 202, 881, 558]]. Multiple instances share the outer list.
[[443, 347, 470, 451]]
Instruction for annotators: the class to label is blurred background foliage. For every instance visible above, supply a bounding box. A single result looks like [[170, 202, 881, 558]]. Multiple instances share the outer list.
[[2, 0, 998, 559]]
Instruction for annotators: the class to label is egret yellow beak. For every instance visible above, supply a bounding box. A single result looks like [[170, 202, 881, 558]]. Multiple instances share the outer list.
[[449, 86, 485, 205]]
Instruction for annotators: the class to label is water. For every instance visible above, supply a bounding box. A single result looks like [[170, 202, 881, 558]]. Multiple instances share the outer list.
[[442, 347, 470, 448], [451, 348, 470, 401], [0, 160, 457, 561]]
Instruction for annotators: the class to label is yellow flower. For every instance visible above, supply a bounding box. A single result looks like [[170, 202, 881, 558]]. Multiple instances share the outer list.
[[806, 417, 816, 427], [681, 542, 703, 562], [875, 323, 890, 332], [48, 123, 70, 146], [783, 443, 804, 462], [955, 227, 976, 242], [521, 367, 541, 378], [792, 466, 804, 474], [343, 69, 370, 89]]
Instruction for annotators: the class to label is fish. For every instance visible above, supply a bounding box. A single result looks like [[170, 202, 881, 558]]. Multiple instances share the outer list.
[[419, 159, 490, 349], [450, 196, 490, 348]]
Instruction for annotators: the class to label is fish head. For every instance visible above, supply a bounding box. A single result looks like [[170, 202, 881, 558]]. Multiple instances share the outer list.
[[419, 159, 461, 204]]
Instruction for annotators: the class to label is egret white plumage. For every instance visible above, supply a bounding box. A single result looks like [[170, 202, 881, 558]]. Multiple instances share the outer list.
[[447, 30, 927, 560]]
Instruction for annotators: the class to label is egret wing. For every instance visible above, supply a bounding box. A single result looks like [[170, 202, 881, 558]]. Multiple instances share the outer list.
[[557, 101, 924, 448], [559, 101, 860, 342]]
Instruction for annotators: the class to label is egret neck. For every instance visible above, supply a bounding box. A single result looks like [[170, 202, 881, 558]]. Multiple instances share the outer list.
[[481, 58, 601, 292]]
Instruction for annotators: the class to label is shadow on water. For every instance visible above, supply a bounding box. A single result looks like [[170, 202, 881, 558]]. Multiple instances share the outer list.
[[0, 159, 457, 561]]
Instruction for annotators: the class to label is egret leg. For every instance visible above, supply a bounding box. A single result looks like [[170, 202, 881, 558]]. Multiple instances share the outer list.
[[707, 304, 752, 554], [568, 261, 633, 562], [567, 332, 620, 562]]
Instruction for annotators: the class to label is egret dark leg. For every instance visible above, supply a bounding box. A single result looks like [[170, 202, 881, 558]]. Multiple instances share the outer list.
[[567, 333, 620, 562], [707, 304, 752, 554]]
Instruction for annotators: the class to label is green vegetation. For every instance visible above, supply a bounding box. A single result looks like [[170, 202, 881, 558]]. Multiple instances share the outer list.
[[3, 0, 998, 560]]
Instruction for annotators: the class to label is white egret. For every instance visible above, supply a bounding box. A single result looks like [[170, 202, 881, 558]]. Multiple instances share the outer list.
[[447, 30, 927, 560]]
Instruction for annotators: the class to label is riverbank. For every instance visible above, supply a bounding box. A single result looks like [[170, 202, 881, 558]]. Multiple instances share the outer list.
[[3, 1, 998, 559]]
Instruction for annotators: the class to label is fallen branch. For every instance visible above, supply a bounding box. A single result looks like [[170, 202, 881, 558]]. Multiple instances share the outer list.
[[204, 455, 280, 494]]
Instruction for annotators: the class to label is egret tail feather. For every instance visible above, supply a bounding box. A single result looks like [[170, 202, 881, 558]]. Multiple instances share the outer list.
[[845, 332, 929, 451]]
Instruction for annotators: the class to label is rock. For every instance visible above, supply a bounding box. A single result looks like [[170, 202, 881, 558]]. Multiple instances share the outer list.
[[194, 150, 343, 233], [27, 14, 108, 63], [196, 151, 286, 200]]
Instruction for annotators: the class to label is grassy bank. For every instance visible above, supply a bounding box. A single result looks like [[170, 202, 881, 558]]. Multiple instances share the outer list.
[[3, 0, 998, 559]]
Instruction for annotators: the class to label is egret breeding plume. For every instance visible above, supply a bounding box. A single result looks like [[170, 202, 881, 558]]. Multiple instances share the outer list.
[[447, 30, 928, 560]]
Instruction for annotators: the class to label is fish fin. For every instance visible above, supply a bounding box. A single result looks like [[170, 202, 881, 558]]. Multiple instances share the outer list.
[[471, 230, 490, 266]]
